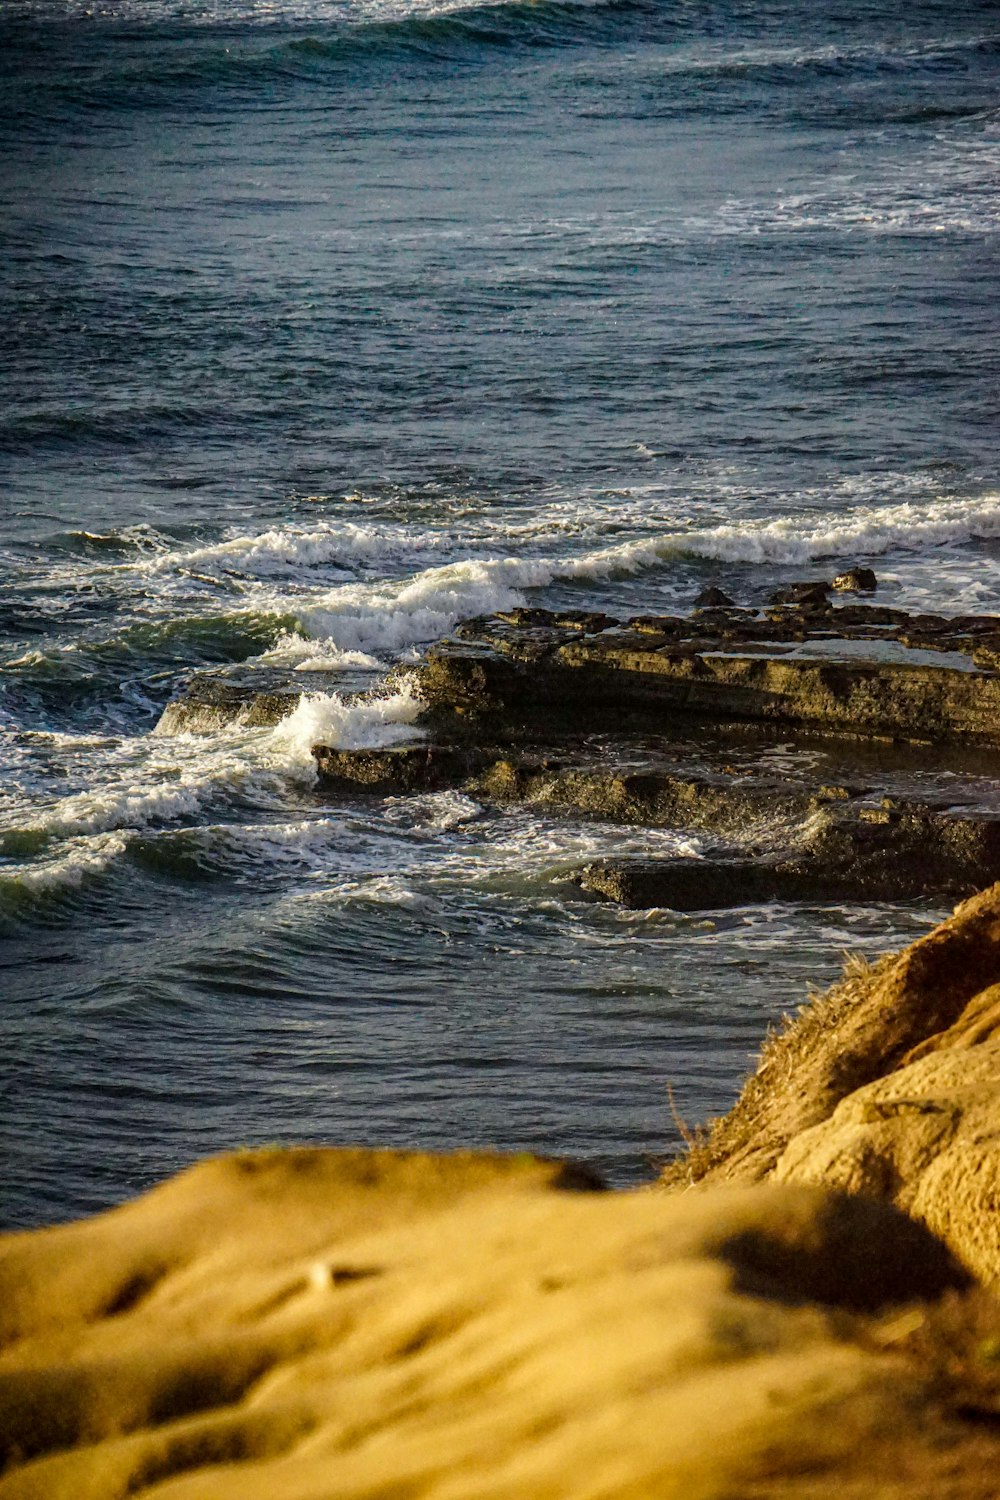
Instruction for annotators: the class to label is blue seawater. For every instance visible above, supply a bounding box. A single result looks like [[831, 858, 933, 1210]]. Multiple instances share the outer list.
[[1, 0, 998, 1224]]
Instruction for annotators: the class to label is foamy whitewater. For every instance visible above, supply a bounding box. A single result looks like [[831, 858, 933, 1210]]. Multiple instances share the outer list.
[[2, 0, 998, 1224]]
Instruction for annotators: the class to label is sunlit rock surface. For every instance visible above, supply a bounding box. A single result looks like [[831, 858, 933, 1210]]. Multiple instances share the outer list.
[[1, 1147, 995, 1500], [665, 883, 1000, 1287]]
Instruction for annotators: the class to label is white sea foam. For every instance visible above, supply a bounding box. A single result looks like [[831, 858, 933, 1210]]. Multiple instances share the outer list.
[[662, 31, 998, 79], [43, 0, 524, 30], [251, 492, 1000, 662], [259, 632, 383, 673], [0, 668, 426, 869], [332, 875, 441, 911], [266, 677, 425, 772], [1, 832, 128, 897], [294, 555, 559, 655], [703, 129, 1000, 239], [653, 493, 1000, 568], [10, 777, 207, 840], [3, 739, 270, 842], [33, 485, 1000, 679], [6, 489, 1000, 880], [454, 816, 704, 877], [144, 519, 449, 582], [383, 790, 484, 832], [179, 815, 346, 869], [293, 648, 382, 672]]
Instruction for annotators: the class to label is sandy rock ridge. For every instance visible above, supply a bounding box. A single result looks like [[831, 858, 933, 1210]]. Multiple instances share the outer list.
[[2, 1145, 998, 1500]]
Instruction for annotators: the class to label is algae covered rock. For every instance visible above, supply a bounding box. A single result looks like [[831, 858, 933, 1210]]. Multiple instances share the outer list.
[[833, 568, 878, 593], [769, 580, 832, 606]]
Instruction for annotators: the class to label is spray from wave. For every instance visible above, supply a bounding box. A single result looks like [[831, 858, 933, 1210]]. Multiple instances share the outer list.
[[267, 676, 425, 771]]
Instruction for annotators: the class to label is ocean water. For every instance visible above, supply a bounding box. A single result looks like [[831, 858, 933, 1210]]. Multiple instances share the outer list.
[[2, 0, 998, 1226]]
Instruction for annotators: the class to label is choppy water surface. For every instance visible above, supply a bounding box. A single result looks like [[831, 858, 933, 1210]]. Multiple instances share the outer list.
[[2, 0, 997, 1224]]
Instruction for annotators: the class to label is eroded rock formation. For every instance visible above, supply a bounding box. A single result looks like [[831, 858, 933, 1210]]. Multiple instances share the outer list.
[[662, 882, 1000, 1288], [2, 1146, 998, 1500]]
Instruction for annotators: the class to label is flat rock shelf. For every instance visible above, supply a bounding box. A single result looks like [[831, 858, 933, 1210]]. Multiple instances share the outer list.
[[158, 598, 1000, 911]]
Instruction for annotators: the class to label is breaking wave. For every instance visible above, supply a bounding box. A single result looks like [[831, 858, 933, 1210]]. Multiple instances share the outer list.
[[241, 491, 1000, 662], [267, 677, 425, 770]]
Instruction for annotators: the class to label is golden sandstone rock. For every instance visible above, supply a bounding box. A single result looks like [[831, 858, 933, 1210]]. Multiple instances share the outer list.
[[774, 1043, 1000, 1284], [0, 1147, 993, 1500], [664, 882, 1000, 1285], [8, 888, 1000, 1497]]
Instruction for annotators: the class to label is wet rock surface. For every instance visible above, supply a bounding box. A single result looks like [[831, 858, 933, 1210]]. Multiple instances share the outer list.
[[577, 799, 1000, 910], [421, 605, 1000, 746], [834, 568, 878, 593], [157, 602, 1000, 911], [155, 666, 351, 733], [302, 603, 1000, 908], [313, 743, 489, 794], [694, 585, 735, 607]]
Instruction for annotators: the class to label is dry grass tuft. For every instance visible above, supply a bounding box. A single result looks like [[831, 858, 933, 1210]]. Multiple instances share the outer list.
[[659, 949, 900, 1190]]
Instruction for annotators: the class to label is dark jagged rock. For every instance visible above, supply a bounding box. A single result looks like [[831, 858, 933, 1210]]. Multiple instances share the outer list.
[[156, 661, 379, 736], [627, 614, 688, 636], [833, 568, 878, 593], [464, 753, 849, 835], [694, 586, 735, 607], [578, 857, 793, 909], [155, 670, 312, 732], [157, 600, 1000, 918], [768, 581, 832, 607], [313, 736, 846, 828], [575, 801, 1000, 910], [311, 726, 1000, 909], [312, 743, 488, 794], [487, 607, 619, 634]]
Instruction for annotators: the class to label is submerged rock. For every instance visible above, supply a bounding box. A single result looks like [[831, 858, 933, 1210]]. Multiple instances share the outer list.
[[769, 580, 832, 607], [313, 743, 487, 794], [155, 671, 306, 733], [156, 662, 378, 735], [576, 802, 1000, 910]]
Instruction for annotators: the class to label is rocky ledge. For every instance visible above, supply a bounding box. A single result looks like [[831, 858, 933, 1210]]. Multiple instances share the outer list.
[[420, 601, 1000, 744], [319, 597, 1000, 907], [156, 596, 1000, 745], [153, 597, 1000, 909]]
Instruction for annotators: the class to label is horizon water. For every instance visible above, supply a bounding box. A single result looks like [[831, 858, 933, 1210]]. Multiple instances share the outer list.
[[2, 0, 998, 1226]]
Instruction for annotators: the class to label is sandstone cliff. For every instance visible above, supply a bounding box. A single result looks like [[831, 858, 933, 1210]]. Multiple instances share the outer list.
[[662, 881, 1000, 1290], [8, 890, 1000, 1496]]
